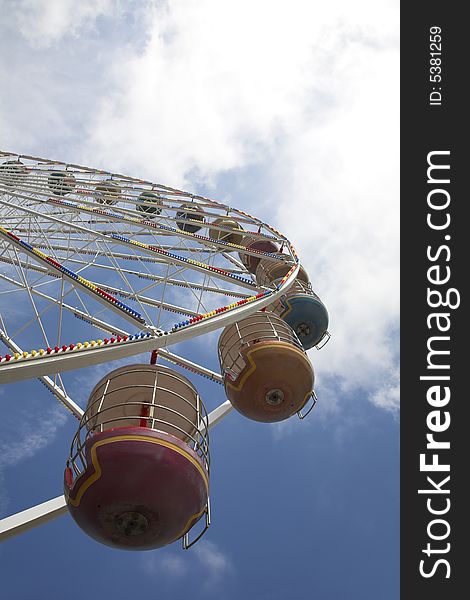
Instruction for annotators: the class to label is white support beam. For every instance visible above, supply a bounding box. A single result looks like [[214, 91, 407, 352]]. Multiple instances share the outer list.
[[206, 399, 233, 429], [0, 497, 69, 541], [0, 399, 233, 541], [158, 348, 223, 384], [38, 377, 84, 420]]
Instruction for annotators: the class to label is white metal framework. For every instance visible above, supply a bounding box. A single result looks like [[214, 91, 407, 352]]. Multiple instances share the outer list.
[[0, 151, 301, 542]]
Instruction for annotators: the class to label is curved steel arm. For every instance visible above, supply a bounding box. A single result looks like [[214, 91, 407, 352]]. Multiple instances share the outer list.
[[297, 389, 318, 420], [182, 499, 211, 550]]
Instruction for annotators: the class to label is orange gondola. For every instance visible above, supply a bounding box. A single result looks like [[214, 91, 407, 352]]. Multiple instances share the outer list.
[[218, 311, 314, 422]]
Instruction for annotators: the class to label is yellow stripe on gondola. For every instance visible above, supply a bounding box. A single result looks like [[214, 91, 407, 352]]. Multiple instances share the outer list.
[[278, 297, 293, 318], [167, 504, 208, 545], [67, 434, 209, 508], [224, 342, 311, 398]]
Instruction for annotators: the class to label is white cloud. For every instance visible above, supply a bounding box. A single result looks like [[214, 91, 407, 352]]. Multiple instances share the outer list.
[[0, 404, 68, 515], [8, 0, 118, 48], [370, 369, 400, 412], [193, 540, 233, 583], [0, 406, 67, 469], [142, 540, 233, 588], [143, 551, 189, 577], [83, 1, 398, 183]]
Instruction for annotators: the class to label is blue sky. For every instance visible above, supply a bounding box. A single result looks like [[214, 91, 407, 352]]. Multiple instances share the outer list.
[[0, 1, 399, 598]]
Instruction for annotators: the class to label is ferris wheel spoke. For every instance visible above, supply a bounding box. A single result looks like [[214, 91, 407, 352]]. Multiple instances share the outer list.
[[0, 271, 130, 339], [118, 236, 258, 289], [0, 225, 149, 329], [2, 260, 194, 341], [10, 246, 54, 348], [221, 250, 253, 275], [15, 243, 168, 266], [58, 257, 251, 298], [55, 275, 67, 354], [100, 237, 169, 323], [58, 243, 211, 321], [0, 326, 82, 419], [193, 250, 219, 314], [153, 260, 212, 315], [4, 214, 103, 271], [86, 280, 202, 318], [0, 253, 54, 295], [8, 280, 74, 343], [157, 348, 223, 384], [41, 243, 249, 274]]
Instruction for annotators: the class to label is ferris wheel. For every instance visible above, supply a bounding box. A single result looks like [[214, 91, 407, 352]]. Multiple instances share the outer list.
[[0, 151, 330, 550]]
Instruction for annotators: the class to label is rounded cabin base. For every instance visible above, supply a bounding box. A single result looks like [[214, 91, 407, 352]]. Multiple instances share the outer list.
[[224, 341, 314, 422], [65, 427, 208, 550], [279, 295, 329, 350]]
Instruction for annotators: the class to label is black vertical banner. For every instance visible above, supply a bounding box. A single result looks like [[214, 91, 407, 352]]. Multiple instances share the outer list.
[[401, 4, 466, 599]]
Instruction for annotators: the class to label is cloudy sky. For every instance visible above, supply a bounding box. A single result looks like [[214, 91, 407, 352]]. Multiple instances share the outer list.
[[0, 1, 399, 598]]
